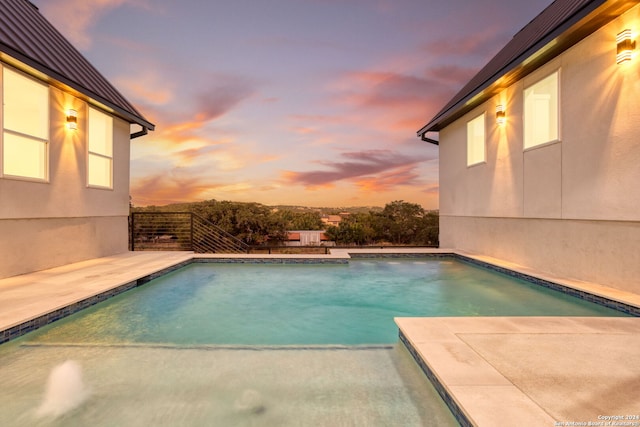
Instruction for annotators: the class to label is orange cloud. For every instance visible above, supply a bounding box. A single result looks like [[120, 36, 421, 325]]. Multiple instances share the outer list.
[[131, 169, 262, 207], [161, 120, 210, 139], [115, 73, 174, 105], [131, 172, 216, 206], [291, 127, 318, 135]]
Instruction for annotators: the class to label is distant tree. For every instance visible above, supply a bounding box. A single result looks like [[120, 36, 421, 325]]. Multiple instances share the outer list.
[[232, 203, 272, 244], [132, 199, 438, 247], [376, 200, 424, 244], [266, 213, 289, 244], [325, 221, 367, 245], [412, 211, 439, 246], [290, 211, 324, 230], [325, 212, 375, 245]]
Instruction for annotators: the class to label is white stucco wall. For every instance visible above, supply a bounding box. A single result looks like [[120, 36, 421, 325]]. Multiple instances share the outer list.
[[0, 81, 131, 279], [441, 216, 640, 294], [0, 217, 128, 278], [438, 5, 640, 292]]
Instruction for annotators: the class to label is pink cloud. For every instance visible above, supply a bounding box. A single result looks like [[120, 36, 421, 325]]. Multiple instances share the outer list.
[[281, 149, 431, 188], [353, 164, 422, 192], [133, 73, 258, 143], [291, 127, 318, 135], [423, 185, 439, 195], [289, 114, 347, 125], [329, 66, 477, 134], [193, 77, 256, 122], [420, 26, 507, 59], [339, 67, 476, 111]]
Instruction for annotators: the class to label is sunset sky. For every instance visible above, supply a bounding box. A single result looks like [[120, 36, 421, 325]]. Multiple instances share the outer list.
[[34, 0, 551, 208]]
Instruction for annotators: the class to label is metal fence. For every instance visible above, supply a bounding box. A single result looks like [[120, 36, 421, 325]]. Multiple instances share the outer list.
[[129, 212, 249, 254]]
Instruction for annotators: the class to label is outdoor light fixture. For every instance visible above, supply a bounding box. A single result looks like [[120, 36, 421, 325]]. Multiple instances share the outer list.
[[66, 109, 77, 130], [616, 29, 635, 64], [496, 104, 506, 125]]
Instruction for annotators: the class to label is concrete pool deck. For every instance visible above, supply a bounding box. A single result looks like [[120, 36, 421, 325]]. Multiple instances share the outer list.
[[0, 249, 639, 426], [396, 317, 640, 426]]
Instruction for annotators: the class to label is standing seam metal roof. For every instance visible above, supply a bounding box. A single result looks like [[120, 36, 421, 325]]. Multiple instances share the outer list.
[[417, 0, 637, 137], [0, 0, 154, 131]]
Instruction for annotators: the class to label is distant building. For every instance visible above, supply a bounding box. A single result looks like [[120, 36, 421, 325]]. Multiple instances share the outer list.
[[321, 215, 343, 226], [321, 212, 351, 227], [418, 0, 640, 293], [0, 0, 153, 279], [285, 231, 334, 246]]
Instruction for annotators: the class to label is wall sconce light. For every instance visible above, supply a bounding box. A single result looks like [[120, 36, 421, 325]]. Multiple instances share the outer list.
[[496, 104, 506, 125], [66, 109, 78, 130], [616, 29, 635, 64]]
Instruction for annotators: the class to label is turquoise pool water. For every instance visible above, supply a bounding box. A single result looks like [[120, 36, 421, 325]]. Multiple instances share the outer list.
[[25, 258, 625, 346]]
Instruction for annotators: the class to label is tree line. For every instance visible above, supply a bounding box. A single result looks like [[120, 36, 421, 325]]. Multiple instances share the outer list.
[[132, 200, 438, 246]]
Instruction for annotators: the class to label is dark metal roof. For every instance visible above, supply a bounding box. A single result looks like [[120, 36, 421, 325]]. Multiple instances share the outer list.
[[0, 0, 154, 132], [418, 0, 639, 139]]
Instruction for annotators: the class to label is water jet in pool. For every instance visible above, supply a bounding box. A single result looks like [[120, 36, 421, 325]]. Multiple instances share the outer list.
[[35, 360, 90, 419]]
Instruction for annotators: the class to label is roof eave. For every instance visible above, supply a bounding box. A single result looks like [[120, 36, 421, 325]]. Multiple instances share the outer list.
[[0, 45, 155, 132], [418, 0, 637, 138]]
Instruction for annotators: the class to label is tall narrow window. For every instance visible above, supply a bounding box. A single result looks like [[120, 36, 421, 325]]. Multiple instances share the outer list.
[[2, 67, 49, 180], [467, 113, 485, 166], [524, 71, 559, 149], [88, 107, 113, 188]]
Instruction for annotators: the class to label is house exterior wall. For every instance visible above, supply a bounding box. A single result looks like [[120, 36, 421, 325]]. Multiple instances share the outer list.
[[438, 5, 640, 293], [0, 80, 131, 279]]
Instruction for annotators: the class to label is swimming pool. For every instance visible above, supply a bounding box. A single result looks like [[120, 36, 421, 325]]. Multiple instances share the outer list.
[[21, 258, 626, 346], [0, 257, 628, 426]]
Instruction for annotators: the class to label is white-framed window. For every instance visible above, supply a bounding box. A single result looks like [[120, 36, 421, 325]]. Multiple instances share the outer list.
[[87, 106, 113, 189], [466, 113, 485, 166], [524, 70, 559, 149], [1, 67, 49, 181]]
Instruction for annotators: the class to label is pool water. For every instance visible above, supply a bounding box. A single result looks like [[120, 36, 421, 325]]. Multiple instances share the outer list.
[[24, 258, 625, 346], [0, 342, 456, 426], [0, 258, 626, 426]]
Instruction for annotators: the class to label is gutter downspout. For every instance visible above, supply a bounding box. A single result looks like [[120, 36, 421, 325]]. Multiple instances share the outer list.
[[420, 133, 439, 145], [130, 127, 148, 139]]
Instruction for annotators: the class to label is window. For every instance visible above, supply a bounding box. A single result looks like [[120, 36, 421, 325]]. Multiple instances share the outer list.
[[87, 107, 113, 188], [467, 113, 485, 166], [2, 67, 49, 180], [524, 71, 559, 149]]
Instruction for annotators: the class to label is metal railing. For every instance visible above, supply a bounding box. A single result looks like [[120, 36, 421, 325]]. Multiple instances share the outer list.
[[129, 212, 249, 254]]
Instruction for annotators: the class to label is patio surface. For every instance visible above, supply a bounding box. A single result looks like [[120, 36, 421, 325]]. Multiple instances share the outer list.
[[396, 316, 640, 426], [0, 249, 638, 426]]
